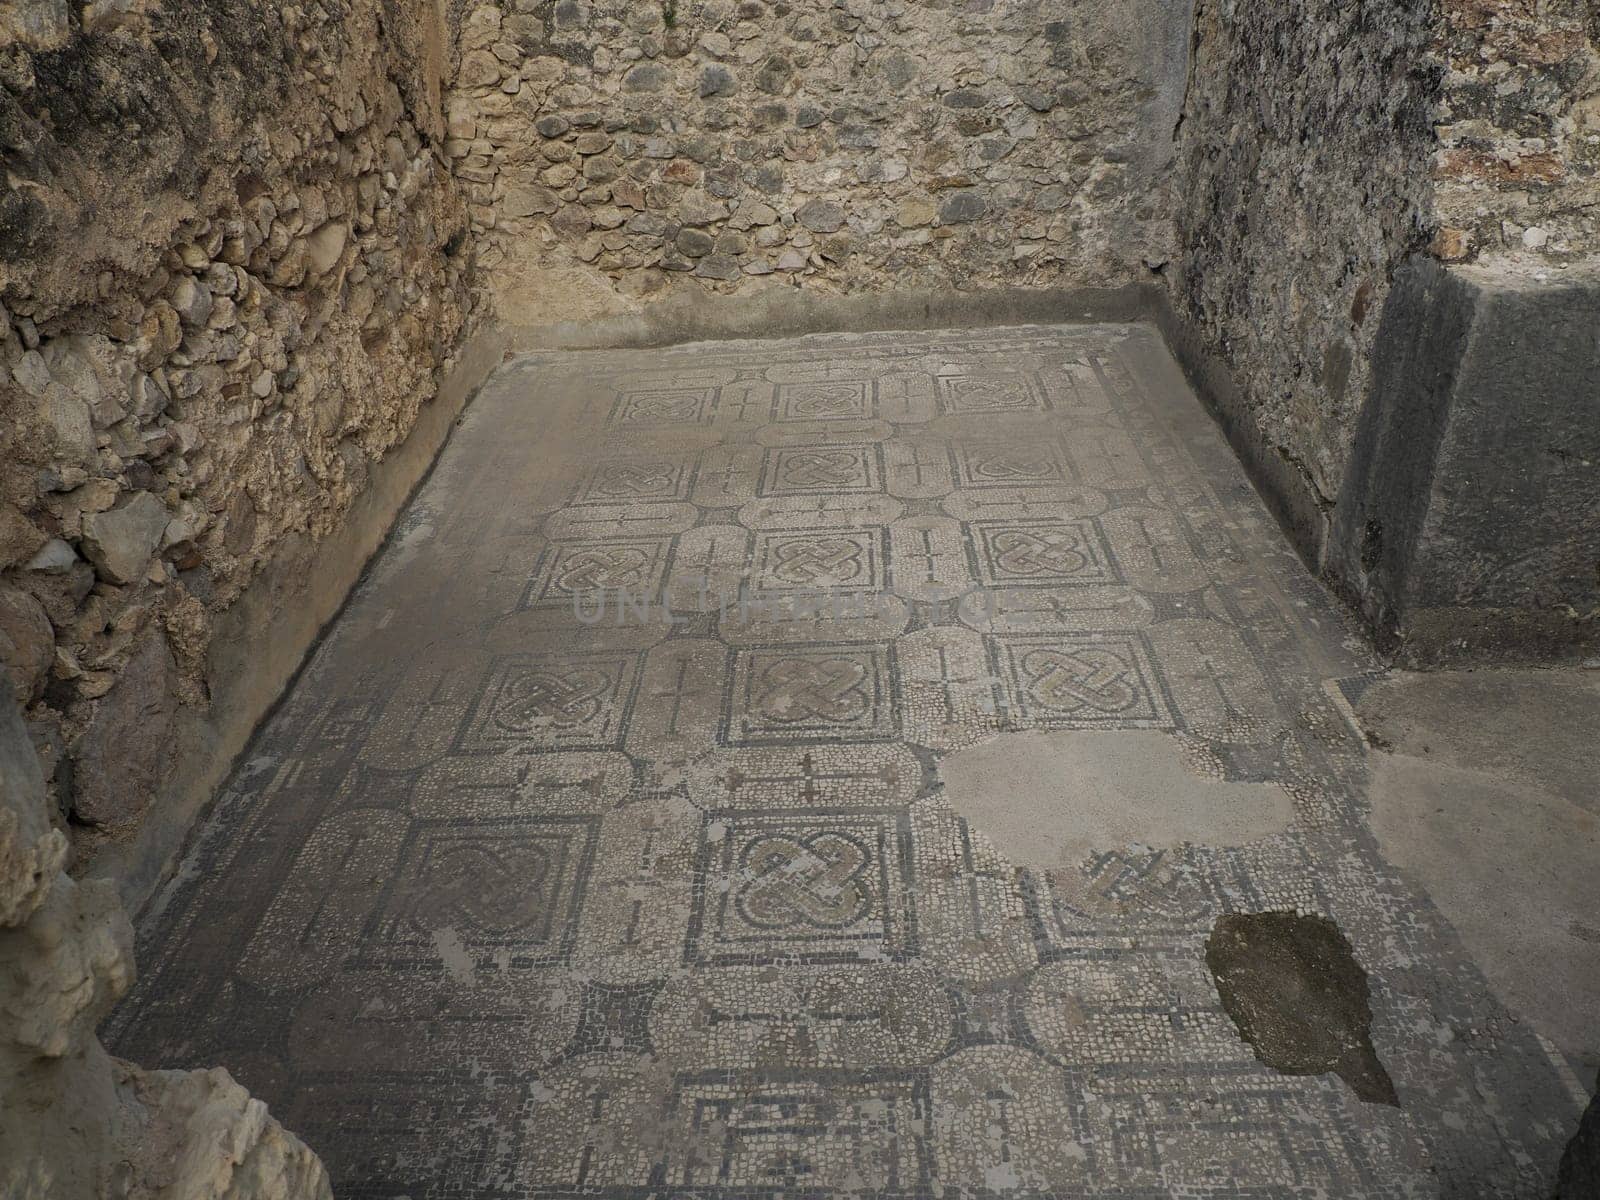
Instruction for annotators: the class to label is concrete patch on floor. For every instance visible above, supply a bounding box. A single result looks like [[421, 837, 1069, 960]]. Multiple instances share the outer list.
[[936, 729, 1295, 870], [1357, 670, 1600, 1074], [1367, 755, 1599, 1072], [1358, 669, 1600, 814], [1205, 911, 1399, 1106]]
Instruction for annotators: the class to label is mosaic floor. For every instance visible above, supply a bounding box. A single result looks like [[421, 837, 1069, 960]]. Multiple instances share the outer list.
[[110, 325, 1579, 1197]]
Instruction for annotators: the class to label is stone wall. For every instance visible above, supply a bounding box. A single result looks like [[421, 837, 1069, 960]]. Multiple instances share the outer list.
[[0, 0, 476, 863], [1170, 0, 1600, 517], [444, 0, 1194, 323], [1432, 0, 1600, 262], [1167, 0, 1600, 661], [1170, 0, 1440, 511]]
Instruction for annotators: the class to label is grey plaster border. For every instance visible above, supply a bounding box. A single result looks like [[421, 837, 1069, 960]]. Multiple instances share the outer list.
[[498, 283, 1150, 351], [94, 326, 510, 916]]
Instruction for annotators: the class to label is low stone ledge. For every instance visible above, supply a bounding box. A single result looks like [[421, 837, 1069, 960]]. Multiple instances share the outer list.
[[1153, 257, 1600, 667], [1329, 256, 1600, 666], [500, 282, 1151, 352]]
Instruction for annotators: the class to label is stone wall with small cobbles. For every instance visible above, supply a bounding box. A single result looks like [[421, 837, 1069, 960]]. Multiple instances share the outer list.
[[444, 0, 1195, 319], [0, 0, 477, 854]]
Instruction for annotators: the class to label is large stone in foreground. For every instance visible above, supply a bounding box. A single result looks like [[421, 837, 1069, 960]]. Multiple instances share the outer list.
[[1, 695, 331, 1198], [1330, 258, 1600, 664]]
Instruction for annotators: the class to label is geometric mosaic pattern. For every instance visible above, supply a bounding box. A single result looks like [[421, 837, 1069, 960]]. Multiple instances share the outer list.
[[109, 325, 1576, 1198]]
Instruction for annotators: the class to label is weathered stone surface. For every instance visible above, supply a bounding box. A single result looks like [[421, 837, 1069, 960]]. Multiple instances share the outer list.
[[22, 538, 76, 575], [1431, 2, 1600, 265], [0, 694, 331, 1197], [504, 182, 561, 217], [1170, 0, 1435, 509], [114, 1064, 334, 1200], [0, 503, 46, 571], [170, 277, 213, 328], [1, 872, 132, 1058], [694, 252, 740, 280], [938, 190, 986, 224], [1167, 0, 1600, 633], [0, 585, 53, 704], [0, 695, 63, 927], [699, 64, 735, 98], [0, 0, 71, 49], [41, 389, 94, 462], [796, 198, 846, 233], [1557, 1072, 1600, 1200], [304, 220, 349, 279], [449, 0, 1194, 307], [1329, 258, 1600, 663], [79, 491, 168, 584], [622, 62, 669, 91], [70, 631, 177, 829], [0, 0, 474, 867], [1206, 911, 1398, 1105]]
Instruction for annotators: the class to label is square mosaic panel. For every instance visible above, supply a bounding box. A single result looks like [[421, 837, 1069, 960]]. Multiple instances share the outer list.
[[454, 651, 644, 752], [936, 369, 1046, 414], [987, 631, 1174, 728], [686, 808, 916, 965], [773, 379, 876, 421], [966, 517, 1120, 586], [723, 643, 901, 745], [522, 537, 675, 608], [573, 454, 698, 504], [373, 815, 599, 965], [1090, 1073, 1376, 1191], [658, 1069, 932, 1192], [608, 385, 719, 427], [760, 445, 885, 496], [752, 527, 888, 593], [950, 441, 1073, 488]]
